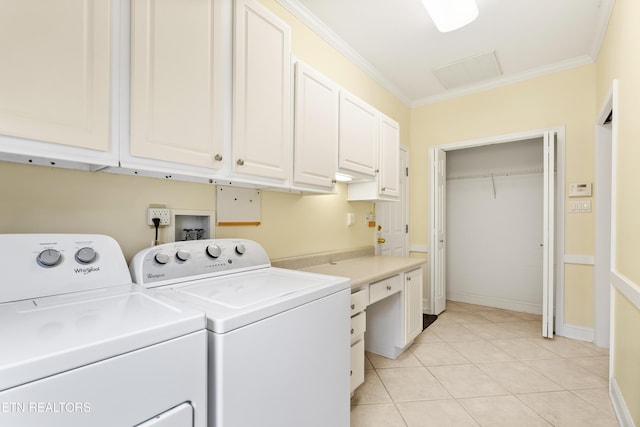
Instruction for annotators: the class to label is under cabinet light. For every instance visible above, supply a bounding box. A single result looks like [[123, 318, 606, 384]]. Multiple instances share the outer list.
[[422, 0, 479, 32]]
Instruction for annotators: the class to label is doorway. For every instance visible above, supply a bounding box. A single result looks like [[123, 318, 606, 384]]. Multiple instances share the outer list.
[[429, 127, 565, 338]]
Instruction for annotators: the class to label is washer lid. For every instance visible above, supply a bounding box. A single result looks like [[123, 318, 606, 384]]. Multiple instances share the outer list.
[[163, 267, 350, 333], [0, 287, 205, 391]]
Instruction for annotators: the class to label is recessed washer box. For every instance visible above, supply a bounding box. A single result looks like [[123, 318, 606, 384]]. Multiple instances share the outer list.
[[169, 209, 215, 242]]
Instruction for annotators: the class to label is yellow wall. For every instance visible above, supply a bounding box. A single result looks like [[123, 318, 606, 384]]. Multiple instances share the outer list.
[[410, 65, 597, 327], [596, 0, 640, 422]]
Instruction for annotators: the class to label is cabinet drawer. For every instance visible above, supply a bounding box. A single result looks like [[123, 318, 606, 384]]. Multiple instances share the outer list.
[[369, 274, 401, 304], [350, 311, 366, 341], [350, 339, 365, 393], [350, 288, 368, 315]]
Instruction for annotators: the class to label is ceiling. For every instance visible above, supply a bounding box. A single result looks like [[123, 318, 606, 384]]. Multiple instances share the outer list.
[[277, 0, 614, 107]]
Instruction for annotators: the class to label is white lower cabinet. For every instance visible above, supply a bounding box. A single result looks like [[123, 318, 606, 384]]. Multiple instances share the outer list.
[[403, 267, 424, 345], [349, 288, 368, 394], [350, 340, 365, 394]]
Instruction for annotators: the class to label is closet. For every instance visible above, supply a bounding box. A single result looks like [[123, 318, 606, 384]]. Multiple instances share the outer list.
[[446, 138, 545, 314]]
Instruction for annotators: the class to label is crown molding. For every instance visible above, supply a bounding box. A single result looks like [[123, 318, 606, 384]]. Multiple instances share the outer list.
[[276, 0, 412, 106], [277, 0, 604, 109]]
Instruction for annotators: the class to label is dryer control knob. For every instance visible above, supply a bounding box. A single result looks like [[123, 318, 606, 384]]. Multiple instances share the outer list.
[[155, 253, 170, 264], [235, 244, 246, 255], [75, 247, 96, 264], [176, 249, 191, 261], [37, 249, 62, 267], [206, 244, 222, 258]]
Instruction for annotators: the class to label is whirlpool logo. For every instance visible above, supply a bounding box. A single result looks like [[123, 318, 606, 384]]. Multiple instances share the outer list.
[[74, 266, 101, 275]]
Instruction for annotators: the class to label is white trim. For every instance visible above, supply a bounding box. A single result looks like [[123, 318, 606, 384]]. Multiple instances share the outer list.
[[590, 0, 616, 61], [275, 0, 412, 106], [447, 291, 542, 315], [410, 245, 429, 253], [610, 376, 636, 427], [611, 271, 640, 310], [562, 323, 594, 342], [276, 0, 605, 108], [564, 254, 595, 265]]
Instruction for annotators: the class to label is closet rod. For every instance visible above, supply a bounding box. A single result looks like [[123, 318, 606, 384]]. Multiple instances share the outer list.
[[447, 167, 543, 181]]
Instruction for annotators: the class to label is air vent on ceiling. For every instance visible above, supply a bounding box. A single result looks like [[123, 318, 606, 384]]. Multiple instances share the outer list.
[[432, 50, 502, 89]]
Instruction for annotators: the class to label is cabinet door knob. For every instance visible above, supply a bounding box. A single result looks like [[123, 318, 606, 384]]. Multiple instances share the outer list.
[[386, 285, 391, 291], [351, 304, 355, 310], [236, 159, 245, 166], [407, 277, 411, 281], [351, 328, 354, 334], [214, 154, 223, 161]]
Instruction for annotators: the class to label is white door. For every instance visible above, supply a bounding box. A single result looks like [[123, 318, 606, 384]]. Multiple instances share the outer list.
[[430, 148, 447, 315], [376, 147, 408, 256], [542, 131, 556, 338]]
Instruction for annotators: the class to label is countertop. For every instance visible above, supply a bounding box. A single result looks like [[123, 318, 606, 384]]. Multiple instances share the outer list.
[[300, 256, 427, 289]]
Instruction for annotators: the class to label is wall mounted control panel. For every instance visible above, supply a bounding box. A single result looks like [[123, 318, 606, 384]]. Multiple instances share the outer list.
[[569, 182, 592, 197]]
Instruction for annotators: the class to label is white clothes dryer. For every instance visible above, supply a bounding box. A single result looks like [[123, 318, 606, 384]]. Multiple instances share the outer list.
[[0, 234, 207, 427], [130, 239, 350, 427]]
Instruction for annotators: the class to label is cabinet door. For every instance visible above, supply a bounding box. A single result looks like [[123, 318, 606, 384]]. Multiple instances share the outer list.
[[378, 114, 400, 197], [130, 0, 225, 169], [404, 268, 424, 345], [0, 1, 110, 151], [338, 91, 378, 178], [233, 0, 291, 181], [293, 62, 338, 190]]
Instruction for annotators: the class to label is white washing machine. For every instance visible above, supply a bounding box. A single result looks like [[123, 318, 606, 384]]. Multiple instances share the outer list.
[[0, 234, 207, 427], [130, 239, 350, 427]]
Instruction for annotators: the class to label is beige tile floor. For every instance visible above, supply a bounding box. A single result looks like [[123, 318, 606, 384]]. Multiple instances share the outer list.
[[351, 300, 618, 427]]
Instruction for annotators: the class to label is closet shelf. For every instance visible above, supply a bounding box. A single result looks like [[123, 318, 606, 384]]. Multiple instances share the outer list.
[[446, 167, 544, 181]]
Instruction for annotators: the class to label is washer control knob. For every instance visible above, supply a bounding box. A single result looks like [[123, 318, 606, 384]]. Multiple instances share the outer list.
[[38, 249, 62, 267], [154, 253, 170, 264], [206, 244, 222, 258], [75, 247, 96, 264], [235, 244, 246, 255], [176, 249, 191, 261]]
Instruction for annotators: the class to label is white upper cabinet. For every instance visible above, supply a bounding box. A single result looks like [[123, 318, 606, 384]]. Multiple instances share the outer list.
[[338, 91, 378, 179], [129, 0, 225, 170], [0, 0, 115, 167], [347, 112, 400, 201], [233, 0, 292, 182], [377, 114, 400, 197], [293, 62, 338, 191]]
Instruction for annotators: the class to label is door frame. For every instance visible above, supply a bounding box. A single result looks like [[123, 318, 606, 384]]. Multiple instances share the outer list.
[[594, 80, 618, 352], [428, 127, 565, 333]]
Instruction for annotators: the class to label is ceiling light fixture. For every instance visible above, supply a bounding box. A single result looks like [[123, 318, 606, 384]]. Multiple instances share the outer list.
[[422, 0, 479, 32]]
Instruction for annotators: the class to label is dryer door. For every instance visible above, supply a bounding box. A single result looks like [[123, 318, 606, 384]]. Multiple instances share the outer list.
[[136, 403, 193, 426]]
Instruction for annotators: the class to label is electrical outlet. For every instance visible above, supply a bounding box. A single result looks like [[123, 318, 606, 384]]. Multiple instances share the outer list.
[[148, 208, 171, 226]]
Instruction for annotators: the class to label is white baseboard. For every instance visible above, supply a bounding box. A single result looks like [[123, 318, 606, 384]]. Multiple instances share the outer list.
[[446, 291, 542, 315], [562, 323, 594, 342], [610, 376, 636, 427]]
